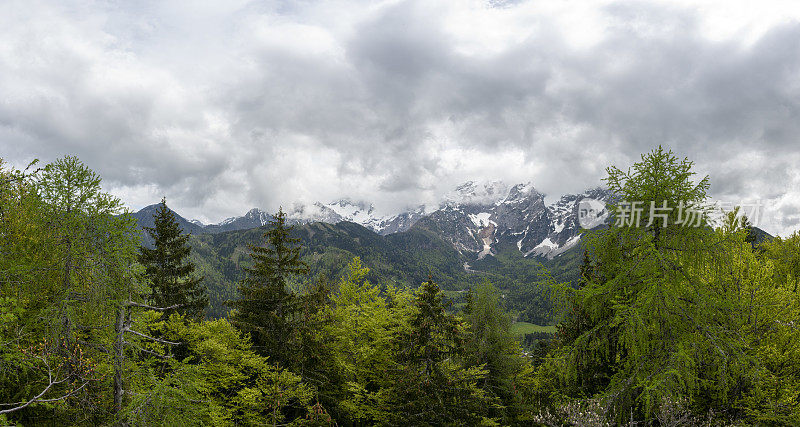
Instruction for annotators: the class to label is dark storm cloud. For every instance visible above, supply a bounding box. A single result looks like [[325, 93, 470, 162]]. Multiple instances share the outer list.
[[1, 0, 799, 233]]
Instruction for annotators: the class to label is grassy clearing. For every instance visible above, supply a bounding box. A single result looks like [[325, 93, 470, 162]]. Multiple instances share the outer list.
[[511, 322, 556, 336]]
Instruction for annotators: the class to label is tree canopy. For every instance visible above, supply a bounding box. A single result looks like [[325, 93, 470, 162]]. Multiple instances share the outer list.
[[2, 151, 799, 425]]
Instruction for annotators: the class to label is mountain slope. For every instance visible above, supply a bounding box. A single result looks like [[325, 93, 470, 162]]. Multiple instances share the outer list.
[[188, 220, 561, 319], [410, 183, 611, 261], [130, 203, 206, 246], [131, 181, 612, 261], [202, 208, 272, 233]]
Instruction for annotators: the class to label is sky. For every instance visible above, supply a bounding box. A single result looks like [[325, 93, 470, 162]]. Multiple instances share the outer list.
[[1, 0, 800, 235]]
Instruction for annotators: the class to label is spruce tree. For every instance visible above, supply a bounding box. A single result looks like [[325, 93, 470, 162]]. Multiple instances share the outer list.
[[463, 281, 524, 423], [228, 207, 308, 367], [138, 198, 208, 320], [386, 279, 493, 425]]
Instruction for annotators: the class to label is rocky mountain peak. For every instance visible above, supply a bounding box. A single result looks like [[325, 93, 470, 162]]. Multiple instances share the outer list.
[[132, 182, 611, 260], [504, 182, 539, 202], [443, 180, 510, 207]]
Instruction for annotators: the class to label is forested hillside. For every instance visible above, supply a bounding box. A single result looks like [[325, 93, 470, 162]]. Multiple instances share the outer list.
[[3, 149, 800, 425], [189, 219, 561, 322]]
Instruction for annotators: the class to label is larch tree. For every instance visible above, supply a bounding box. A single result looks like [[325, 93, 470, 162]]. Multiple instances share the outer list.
[[539, 147, 800, 423], [0, 156, 143, 423]]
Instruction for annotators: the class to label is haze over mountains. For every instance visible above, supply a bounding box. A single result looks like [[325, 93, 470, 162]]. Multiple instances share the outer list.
[[132, 181, 610, 260]]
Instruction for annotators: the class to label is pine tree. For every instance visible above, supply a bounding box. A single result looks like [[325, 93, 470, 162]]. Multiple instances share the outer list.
[[228, 207, 308, 367], [138, 198, 208, 320]]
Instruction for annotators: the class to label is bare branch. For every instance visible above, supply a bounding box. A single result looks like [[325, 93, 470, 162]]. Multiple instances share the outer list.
[[125, 301, 184, 312], [123, 328, 181, 346], [0, 382, 55, 413], [0, 355, 89, 415]]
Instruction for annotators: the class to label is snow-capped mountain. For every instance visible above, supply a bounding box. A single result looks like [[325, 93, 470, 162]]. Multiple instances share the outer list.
[[133, 181, 611, 259], [525, 187, 611, 258], [202, 208, 272, 233], [443, 180, 510, 207], [404, 181, 611, 260], [285, 200, 428, 236]]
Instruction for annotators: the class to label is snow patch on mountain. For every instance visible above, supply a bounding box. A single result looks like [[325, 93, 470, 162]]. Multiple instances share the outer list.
[[144, 180, 611, 260], [536, 237, 558, 250], [326, 199, 375, 224], [244, 208, 271, 226], [468, 212, 495, 228], [285, 199, 427, 235], [525, 188, 611, 259], [526, 235, 580, 259], [219, 216, 238, 226]]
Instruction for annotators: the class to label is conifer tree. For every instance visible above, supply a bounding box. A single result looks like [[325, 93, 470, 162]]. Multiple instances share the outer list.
[[463, 281, 524, 423], [386, 279, 494, 425], [741, 214, 758, 249], [578, 249, 592, 288], [292, 275, 334, 393], [138, 198, 208, 320], [228, 207, 308, 367], [546, 147, 775, 422]]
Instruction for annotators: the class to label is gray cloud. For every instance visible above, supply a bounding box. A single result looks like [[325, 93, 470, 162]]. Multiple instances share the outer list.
[[1, 0, 799, 234]]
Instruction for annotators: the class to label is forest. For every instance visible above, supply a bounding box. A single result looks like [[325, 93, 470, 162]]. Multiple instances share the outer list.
[[182, 210, 561, 326], [2, 148, 800, 426]]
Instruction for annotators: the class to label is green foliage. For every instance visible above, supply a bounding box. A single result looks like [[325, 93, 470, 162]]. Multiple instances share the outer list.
[[190, 220, 561, 328], [124, 316, 329, 426], [139, 198, 208, 320], [463, 281, 527, 423], [228, 207, 310, 367], [762, 230, 800, 292], [1, 156, 143, 424], [535, 147, 800, 424], [382, 279, 497, 426], [3, 152, 799, 425], [320, 258, 415, 423], [318, 259, 517, 425]]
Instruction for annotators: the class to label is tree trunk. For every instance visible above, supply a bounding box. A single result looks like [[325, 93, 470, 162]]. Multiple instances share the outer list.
[[113, 304, 125, 414], [62, 239, 73, 377]]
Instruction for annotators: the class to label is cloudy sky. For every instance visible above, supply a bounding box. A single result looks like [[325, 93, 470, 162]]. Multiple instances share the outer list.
[[2, 0, 800, 235]]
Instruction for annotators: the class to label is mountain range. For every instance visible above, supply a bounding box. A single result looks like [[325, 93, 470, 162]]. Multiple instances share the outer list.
[[130, 181, 611, 319], [130, 181, 771, 319], [133, 181, 610, 261]]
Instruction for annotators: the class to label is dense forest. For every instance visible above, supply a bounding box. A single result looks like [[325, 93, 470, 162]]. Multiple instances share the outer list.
[[2, 148, 800, 425]]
